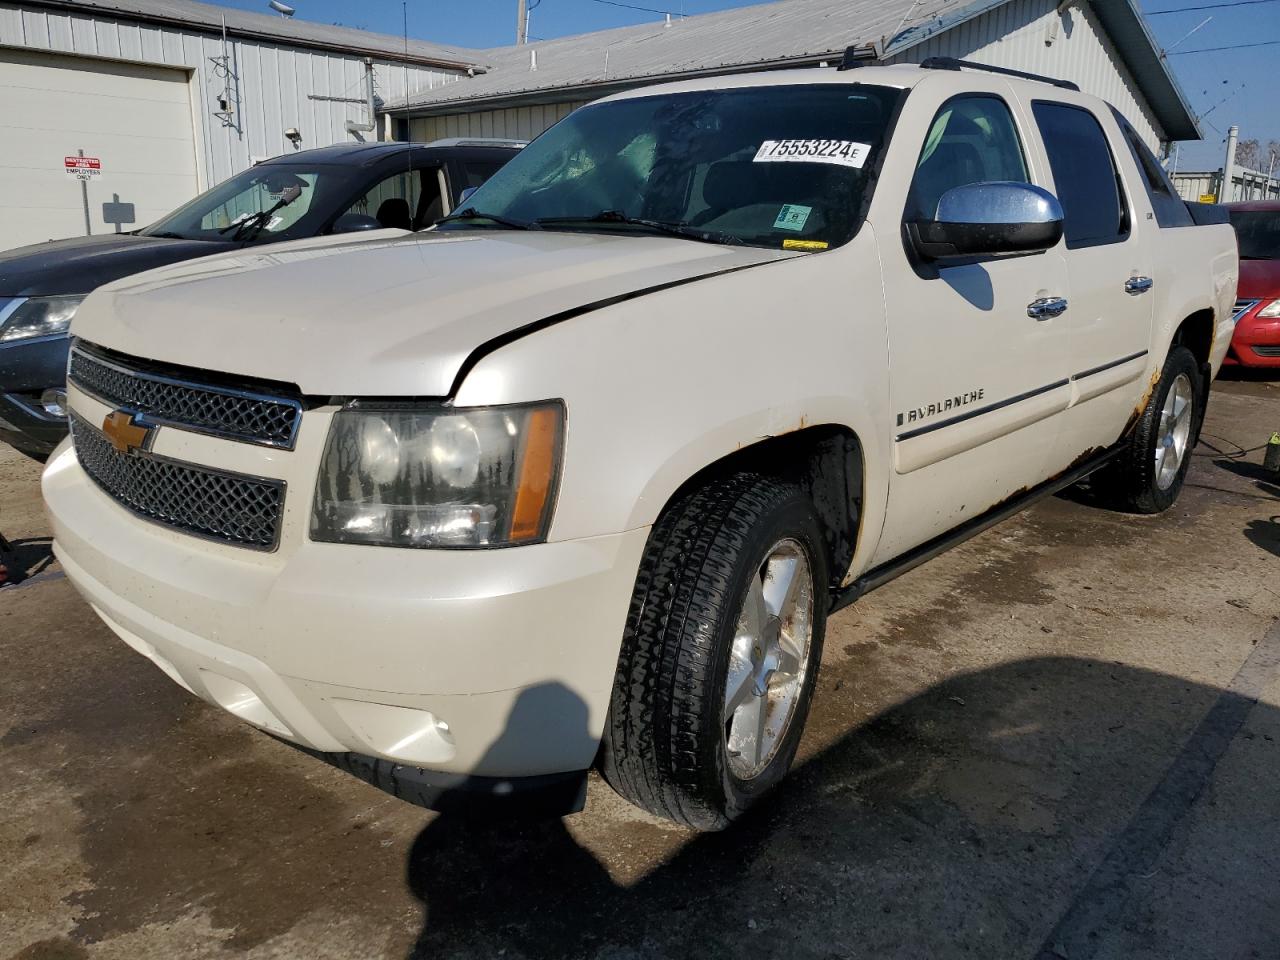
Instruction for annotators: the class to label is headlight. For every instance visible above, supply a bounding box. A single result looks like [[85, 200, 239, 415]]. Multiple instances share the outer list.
[[0, 296, 85, 343], [310, 401, 564, 548], [1257, 299, 1280, 319]]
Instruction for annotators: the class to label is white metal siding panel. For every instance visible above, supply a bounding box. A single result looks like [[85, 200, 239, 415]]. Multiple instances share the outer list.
[[886, 0, 1164, 147], [0, 2, 465, 194], [0, 46, 199, 249], [408, 99, 588, 144]]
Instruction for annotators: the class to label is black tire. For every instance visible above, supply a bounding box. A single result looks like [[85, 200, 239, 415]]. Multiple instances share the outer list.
[[1101, 345, 1203, 514], [600, 472, 829, 830]]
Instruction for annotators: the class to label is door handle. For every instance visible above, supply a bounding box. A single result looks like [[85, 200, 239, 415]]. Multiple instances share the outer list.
[[1027, 296, 1068, 320], [1125, 276, 1154, 294]]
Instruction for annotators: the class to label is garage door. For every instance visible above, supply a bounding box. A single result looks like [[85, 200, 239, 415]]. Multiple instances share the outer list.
[[0, 48, 199, 253]]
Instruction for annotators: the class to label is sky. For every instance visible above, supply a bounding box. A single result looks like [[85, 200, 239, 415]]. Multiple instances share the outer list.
[[216, 0, 1279, 169]]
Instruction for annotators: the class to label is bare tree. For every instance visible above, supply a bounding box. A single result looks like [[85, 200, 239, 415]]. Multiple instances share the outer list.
[[1235, 138, 1262, 170]]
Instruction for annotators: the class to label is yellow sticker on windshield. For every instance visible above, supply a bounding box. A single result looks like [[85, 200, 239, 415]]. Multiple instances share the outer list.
[[783, 239, 829, 251]]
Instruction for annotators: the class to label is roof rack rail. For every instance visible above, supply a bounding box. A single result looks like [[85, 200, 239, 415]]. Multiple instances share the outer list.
[[837, 43, 879, 71], [918, 56, 1080, 91]]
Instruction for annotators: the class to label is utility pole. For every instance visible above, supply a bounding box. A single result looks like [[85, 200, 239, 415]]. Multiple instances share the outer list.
[[1221, 124, 1238, 203], [516, 0, 528, 43]]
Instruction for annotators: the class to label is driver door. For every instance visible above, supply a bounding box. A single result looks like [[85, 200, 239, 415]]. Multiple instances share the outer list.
[[869, 81, 1074, 564]]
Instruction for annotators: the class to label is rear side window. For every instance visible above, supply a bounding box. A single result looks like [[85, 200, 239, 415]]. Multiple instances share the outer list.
[[1032, 102, 1129, 247], [1111, 109, 1193, 228], [909, 95, 1029, 219]]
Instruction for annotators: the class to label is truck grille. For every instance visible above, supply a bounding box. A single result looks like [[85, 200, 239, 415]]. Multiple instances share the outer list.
[[69, 341, 302, 449], [70, 413, 285, 551], [1233, 299, 1260, 321]]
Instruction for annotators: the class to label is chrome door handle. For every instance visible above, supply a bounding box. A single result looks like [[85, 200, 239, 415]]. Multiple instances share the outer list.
[[1125, 276, 1154, 294], [1027, 296, 1068, 320]]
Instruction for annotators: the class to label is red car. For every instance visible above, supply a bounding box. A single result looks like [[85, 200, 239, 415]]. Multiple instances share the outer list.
[[1225, 200, 1280, 368]]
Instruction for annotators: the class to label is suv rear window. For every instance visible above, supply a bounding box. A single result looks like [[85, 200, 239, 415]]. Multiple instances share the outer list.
[[1111, 109, 1192, 228], [1032, 102, 1129, 248]]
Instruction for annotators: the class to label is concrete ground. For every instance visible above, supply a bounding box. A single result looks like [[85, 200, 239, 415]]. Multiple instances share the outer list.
[[1, 374, 1278, 960]]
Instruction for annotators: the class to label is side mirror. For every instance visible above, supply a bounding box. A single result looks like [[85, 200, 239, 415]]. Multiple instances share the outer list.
[[332, 212, 383, 234], [907, 181, 1064, 262], [458, 186, 479, 205]]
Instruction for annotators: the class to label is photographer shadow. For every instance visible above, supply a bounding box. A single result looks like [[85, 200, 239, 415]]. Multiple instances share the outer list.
[[404, 658, 1280, 960]]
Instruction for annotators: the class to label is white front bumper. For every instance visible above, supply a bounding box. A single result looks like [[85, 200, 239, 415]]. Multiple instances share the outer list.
[[43, 439, 647, 778]]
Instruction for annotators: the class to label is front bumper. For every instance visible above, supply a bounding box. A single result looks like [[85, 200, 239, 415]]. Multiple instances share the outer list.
[[0, 333, 71, 456], [1225, 304, 1280, 368], [44, 438, 648, 794]]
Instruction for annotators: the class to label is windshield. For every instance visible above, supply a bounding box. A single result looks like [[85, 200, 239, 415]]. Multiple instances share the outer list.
[[142, 164, 361, 243], [1229, 210, 1280, 260], [441, 83, 904, 250]]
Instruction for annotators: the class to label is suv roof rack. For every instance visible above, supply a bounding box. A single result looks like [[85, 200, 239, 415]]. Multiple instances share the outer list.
[[918, 56, 1080, 91]]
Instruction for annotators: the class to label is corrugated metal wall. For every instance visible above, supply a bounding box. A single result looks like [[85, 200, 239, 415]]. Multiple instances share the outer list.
[[403, 0, 1165, 152], [1172, 169, 1280, 202], [0, 2, 464, 189], [407, 100, 586, 144], [885, 0, 1163, 149]]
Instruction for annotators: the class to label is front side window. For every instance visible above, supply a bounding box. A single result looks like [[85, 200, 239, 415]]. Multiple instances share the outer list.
[[1229, 210, 1280, 260], [440, 84, 905, 250], [338, 168, 444, 231], [1032, 102, 1129, 247], [909, 95, 1030, 219]]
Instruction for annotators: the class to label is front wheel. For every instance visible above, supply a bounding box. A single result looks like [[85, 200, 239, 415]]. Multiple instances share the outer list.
[[600, 473, 829, 830], [1100, 345, 1202, 513]]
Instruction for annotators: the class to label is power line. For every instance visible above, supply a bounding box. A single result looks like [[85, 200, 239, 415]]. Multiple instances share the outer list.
[[582, 0, 684, 16], [1169, 38, 1280, 52], [1148, 0, 1278, 13]]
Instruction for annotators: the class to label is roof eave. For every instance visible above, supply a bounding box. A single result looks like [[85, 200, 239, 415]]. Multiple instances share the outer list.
[[21, 0, 481, 72], [380, 50, 859, 118]]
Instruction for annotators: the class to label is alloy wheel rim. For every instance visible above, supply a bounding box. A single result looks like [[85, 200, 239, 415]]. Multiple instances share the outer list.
[[723, 538, 814, 780], [1154, 372, 1194, 491]]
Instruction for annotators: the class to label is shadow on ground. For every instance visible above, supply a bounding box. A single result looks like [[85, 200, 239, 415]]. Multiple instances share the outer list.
[[0, 536, 54, 585], [403, 655, 1280, 960]]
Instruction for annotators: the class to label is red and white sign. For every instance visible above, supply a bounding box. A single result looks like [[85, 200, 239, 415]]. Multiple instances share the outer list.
[[64, 156, 102, 180]]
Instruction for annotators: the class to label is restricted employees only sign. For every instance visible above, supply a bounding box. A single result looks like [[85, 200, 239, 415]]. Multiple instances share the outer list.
[[64, 156, 102, 180]]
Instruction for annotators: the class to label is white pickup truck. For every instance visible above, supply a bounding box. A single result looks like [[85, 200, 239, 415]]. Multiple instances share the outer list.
[[43, 58, 1237, 830]]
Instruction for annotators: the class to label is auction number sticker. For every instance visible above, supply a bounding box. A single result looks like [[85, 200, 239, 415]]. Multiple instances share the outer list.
[[754, 139, 871, 169]]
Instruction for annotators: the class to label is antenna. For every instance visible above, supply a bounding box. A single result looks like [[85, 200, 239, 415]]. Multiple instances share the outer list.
[[268, 1, 296, 17]]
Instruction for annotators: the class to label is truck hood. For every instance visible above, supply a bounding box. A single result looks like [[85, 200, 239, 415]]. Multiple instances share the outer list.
[[1238, 258, 1280, 299], [0, 233, 240, 298], [73, 230, 796, 397]]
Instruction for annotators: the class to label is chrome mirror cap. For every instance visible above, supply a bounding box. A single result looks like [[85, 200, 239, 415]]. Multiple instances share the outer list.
[[935, 181, 1064, 226]]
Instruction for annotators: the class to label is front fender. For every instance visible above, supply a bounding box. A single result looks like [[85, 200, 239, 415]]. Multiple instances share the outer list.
[[452, 232, 893, 569]]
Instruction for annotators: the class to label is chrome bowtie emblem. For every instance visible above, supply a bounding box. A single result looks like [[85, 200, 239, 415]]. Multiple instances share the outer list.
[[101, 410, 152, 455]]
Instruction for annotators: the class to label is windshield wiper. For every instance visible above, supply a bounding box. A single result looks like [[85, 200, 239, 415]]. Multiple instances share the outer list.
[[221, 187, 303, 243], [435, 207, 540, 230], [534, 210, 743, 246]]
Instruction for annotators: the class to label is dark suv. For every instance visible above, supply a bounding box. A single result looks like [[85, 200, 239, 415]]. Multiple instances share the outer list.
[[0, 139, 521, 458]]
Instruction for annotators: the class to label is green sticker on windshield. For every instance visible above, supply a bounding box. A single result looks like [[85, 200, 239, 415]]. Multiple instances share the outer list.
[[773, 204, 812, 232]]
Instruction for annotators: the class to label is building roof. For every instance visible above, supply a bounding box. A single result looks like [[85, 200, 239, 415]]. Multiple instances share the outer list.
[[383, 0, 1199, 141], [25, 0, 485, 69]]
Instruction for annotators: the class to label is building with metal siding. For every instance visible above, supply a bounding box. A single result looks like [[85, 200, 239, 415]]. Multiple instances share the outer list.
[[1, 0, 475, 187], [0, 0, 480, 248], [390, 0, 1197, 154], [1172, 169, 1280, 204]]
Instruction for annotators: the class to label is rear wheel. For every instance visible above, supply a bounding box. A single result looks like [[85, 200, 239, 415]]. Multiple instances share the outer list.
[[1100, 345, 1202, 513], [600, 473, 828, 830]]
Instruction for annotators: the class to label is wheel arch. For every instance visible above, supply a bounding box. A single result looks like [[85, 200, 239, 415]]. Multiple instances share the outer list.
[[1171, 308, 1215, 370], [649, 424, 865, 599]]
